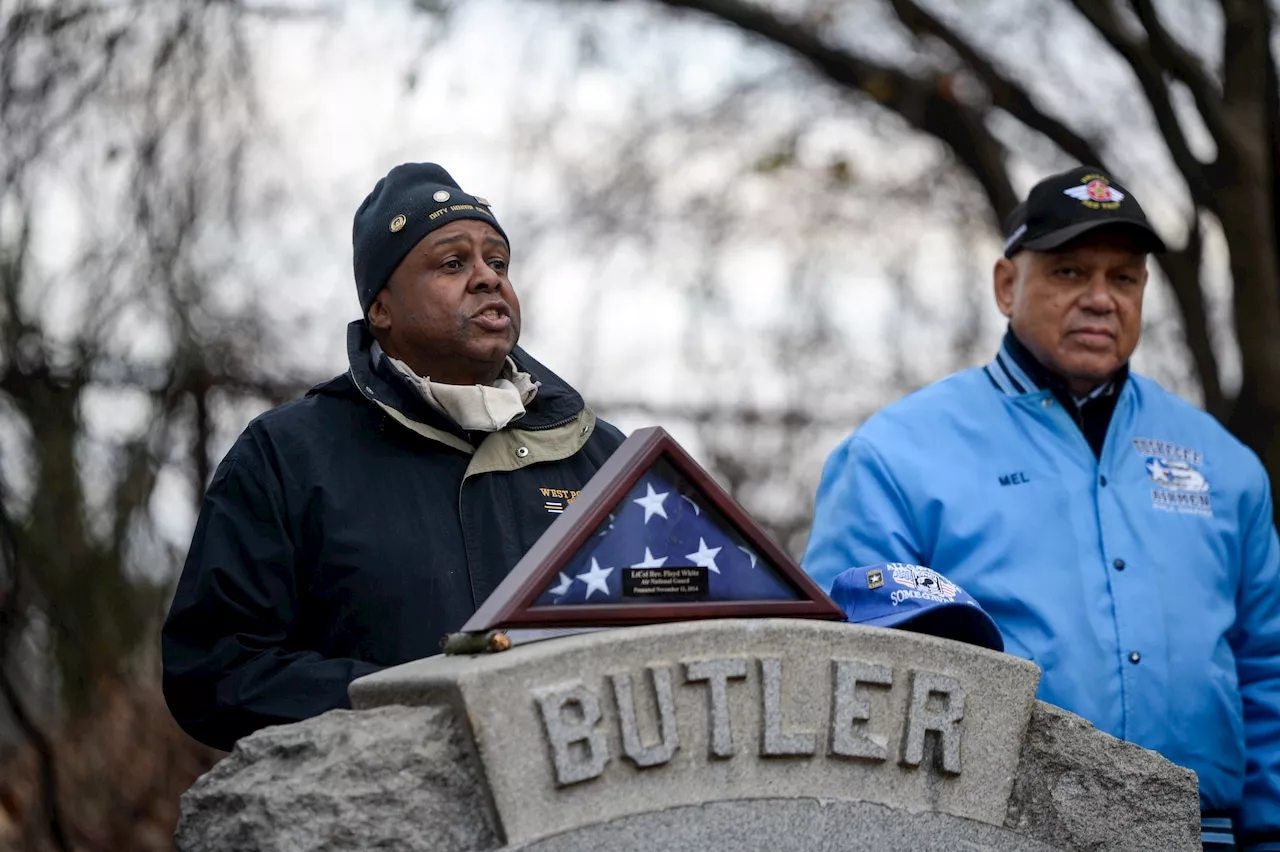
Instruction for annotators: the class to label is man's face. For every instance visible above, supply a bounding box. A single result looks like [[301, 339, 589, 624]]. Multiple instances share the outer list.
[[368, 219, 521, 385], [993, 230, 1148, 395]]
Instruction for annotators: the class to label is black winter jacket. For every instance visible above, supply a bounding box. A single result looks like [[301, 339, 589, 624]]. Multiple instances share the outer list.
[[161, 322, 625, 750]]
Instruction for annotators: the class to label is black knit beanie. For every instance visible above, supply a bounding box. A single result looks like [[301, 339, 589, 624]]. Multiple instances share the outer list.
[[352, 163, 509, 318]]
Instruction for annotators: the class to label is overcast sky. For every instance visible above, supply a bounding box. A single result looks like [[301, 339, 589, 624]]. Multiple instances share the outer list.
[[16, 0, 1243, 558]]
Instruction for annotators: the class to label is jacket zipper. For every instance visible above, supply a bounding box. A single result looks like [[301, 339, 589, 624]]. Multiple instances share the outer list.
[[518, 413, 579, 432], [457, 478, 479, 610]]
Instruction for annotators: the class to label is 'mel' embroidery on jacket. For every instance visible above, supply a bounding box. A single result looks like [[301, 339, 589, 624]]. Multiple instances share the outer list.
[[1133, 438, 1212, 516]]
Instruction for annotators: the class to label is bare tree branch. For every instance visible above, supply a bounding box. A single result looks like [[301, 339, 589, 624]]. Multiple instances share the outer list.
[[1069, 0, 1216, 207], [1267, 14, 1280, 306], [650, 0, 1020, 219], [889, 0, 1105, 167], [1157, 218, 1224, 418], [1217, 0, 1280, 459], [1128, 0, 1232, 145]]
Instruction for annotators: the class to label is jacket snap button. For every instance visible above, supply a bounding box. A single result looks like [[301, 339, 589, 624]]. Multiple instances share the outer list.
[[1041, 398, 1053, 408], [1113, 558, 1125, 570], [1129, 651, 1141, 664], [515, 446, 530, 458]]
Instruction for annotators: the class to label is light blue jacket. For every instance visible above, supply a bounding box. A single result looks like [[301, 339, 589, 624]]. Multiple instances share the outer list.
[[803, 341, 1280, 835]]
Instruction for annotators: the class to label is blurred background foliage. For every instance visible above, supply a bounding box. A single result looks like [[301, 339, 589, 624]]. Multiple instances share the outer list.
[[0, 0, 1275, 848]]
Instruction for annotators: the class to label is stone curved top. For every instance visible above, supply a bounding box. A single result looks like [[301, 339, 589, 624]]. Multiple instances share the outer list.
[[177, 619, 1200, 852], [354, 619, 1037, 839]]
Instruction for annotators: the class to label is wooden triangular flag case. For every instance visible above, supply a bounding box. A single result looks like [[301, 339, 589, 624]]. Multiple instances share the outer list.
[[462, 426, 844, 633]]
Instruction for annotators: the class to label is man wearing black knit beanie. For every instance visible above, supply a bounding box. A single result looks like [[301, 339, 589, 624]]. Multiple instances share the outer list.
[[161, 163, 626, 752]]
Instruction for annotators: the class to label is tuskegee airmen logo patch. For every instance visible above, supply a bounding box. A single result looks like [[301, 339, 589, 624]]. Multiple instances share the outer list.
[[1063, 174, 1125, 210], [1133, 438, 1212, 516]]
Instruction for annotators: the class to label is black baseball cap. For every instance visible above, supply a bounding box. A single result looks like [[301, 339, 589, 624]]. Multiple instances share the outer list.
[[1002, 166, 1166, 258]]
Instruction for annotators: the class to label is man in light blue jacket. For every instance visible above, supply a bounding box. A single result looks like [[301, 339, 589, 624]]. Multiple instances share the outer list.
[[804, 166, 1280, 850]]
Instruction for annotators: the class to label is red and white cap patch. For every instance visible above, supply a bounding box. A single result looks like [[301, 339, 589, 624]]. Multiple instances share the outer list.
[[1063, 178, 1125, 204]]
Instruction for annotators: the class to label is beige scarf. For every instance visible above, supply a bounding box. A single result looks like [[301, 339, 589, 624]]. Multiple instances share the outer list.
[[380, 345, 540, 432]]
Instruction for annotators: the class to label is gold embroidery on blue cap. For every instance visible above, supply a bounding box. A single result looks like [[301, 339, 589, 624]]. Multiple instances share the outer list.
[[389, 214, 407, 233], [433, 190, 451, 203], [867, 569, 884, 590]]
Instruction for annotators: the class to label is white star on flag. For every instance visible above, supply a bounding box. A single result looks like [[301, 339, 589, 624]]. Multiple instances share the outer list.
[[549, 571, 573, 596], [633, 483, 670, 524], [686, 538, 723, 574], [631, 548, 668, 568], [576, 558, 614, 599]]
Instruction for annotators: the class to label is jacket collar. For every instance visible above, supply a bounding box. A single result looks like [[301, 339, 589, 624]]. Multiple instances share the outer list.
[[341, 320, 585, 432], [985, 327, 1128, 404]]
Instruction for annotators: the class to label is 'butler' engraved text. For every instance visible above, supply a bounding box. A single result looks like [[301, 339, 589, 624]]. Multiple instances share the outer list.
[[760, 658, 817, 756], [531, 656, 967, 786], [534, 681, 610, 786], [611, 666, 680, 768], [685, 658, 748, 758], [830, 659, 893, 761], [899, 670, 965, 775]]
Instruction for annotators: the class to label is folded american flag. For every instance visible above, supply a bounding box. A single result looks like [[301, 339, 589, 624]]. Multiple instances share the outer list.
[[535, 465, 798, 606]]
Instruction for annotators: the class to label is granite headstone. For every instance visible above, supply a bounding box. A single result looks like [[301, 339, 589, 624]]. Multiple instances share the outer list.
[[176, 619, 1201, 851]]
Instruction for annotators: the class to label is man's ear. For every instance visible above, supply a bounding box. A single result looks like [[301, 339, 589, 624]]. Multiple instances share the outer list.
[[367, 289, 392, 332], [993, 257, 1018, 319]]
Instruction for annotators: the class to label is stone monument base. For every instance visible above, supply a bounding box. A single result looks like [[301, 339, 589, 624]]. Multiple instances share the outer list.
[[176, 620, 1200, 851]]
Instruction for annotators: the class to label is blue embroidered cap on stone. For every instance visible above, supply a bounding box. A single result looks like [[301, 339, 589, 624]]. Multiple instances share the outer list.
[[830, 563, 1004, 652]]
